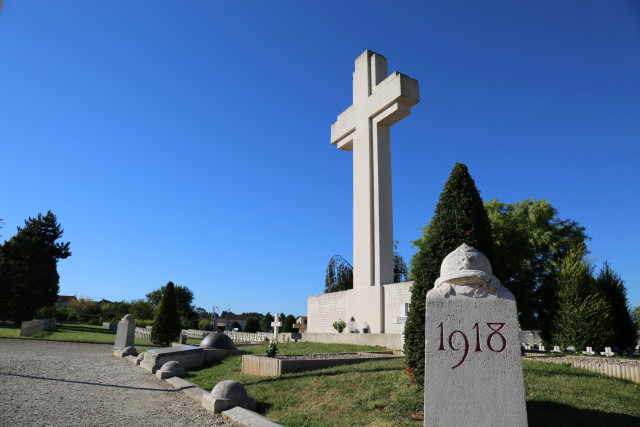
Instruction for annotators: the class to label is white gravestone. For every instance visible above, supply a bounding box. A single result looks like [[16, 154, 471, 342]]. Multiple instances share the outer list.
[[331, 50, 419, 289], [271, 314, 282, 340], [424, 244, 527, 426]]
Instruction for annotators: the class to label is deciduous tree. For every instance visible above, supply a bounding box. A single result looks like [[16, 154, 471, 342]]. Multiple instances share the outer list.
[[261, 312, 274, 332], [485, 198, 588, 332]]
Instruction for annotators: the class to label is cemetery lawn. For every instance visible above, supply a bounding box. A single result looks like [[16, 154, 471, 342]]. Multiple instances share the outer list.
[[187, 343, 640, 426], [0, 322, 153, 346]]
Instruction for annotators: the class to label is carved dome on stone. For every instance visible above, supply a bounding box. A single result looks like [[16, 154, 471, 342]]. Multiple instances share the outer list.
[[434, 243, 500, 290], [200, 333, 235, 349], [211, 380, 249, 400]]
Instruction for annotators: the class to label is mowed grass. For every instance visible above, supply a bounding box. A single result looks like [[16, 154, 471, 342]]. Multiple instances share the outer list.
[[0, 322, 153, 346], [524, 360, 640, 426], [187, 343, 640, 427]]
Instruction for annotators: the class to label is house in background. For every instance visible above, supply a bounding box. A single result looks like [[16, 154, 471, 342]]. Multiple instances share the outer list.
[[55, 295, 77, 308], [215, 314, 260, 332], [294, 316, 308, 333]]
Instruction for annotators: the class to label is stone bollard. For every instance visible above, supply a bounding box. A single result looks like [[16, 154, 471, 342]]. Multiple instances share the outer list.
[[113, 314, 136, 357], [424, 244, 527, 426]]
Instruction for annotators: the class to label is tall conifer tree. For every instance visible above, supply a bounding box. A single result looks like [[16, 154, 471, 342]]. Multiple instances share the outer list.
[[150, 281, 181, 346], [594, 262, 638, 348], [403, 163, 494, 387]]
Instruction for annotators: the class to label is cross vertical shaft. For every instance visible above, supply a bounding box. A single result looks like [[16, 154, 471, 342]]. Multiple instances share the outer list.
[[331, 50, 419, 289]]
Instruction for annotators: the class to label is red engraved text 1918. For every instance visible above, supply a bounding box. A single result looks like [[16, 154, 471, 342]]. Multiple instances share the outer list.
[[437, 322, 506, 369]]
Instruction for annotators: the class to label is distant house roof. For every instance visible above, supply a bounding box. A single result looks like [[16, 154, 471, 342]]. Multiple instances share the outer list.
[[57, 295, 77, 302]]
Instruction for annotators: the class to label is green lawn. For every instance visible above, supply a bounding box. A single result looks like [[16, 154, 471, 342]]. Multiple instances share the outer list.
[[0, 322, 153, 346], [2, 323, 637, 426], [186, 342, 640, 427]]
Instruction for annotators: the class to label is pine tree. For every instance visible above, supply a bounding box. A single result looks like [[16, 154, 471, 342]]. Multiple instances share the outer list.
[[150, 281, 182, 346], [551, 246, 612, 350], [403, 163, 494, 387], [594, 262, 638, 348], [0, 211, 71, 321]]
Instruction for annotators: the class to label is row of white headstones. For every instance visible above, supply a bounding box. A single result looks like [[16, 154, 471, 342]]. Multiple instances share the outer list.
[[524, 345, 636, 357]]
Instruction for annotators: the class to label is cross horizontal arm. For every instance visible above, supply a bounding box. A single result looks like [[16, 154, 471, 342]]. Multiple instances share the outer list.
[[330, 72, 419, 152]]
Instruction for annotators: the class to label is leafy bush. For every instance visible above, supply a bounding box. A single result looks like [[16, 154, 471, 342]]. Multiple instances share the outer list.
[[230, 321, 242, 331], [244, 317, 260, 333], [333, 320, 346, 332], [67, 311, 78, 323], [55, 307, 69, 322], [265, 339, 278, 357], [198, 318, 211, 331], [37, 305, 56, 319]]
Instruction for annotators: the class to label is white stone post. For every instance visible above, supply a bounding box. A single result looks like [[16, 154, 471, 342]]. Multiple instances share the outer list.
[[113, 314, 136, 357], [424, 244, 527, 426]]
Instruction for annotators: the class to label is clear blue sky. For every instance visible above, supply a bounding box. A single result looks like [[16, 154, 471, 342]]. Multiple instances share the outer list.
[[1, 1, 639, 317]]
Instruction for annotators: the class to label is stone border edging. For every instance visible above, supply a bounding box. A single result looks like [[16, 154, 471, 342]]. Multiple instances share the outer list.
[[119, 351, 282, 427], [523, 355, 640, 383]]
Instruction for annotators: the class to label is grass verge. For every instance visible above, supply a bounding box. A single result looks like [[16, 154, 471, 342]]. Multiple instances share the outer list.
[[187, 343, 640, 427], [0, 322, 153, 346]]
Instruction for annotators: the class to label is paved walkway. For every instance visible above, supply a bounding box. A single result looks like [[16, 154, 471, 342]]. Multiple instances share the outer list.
[[0, 338, 236, 426]]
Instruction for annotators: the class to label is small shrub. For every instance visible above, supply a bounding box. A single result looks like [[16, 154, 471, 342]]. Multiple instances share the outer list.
[[37, 305, 56, 319], [230, 321, 242, 331], [333, 320, 346, 332], [55, 307, 69, 322], [244, 317, 260, 333], [198, 318, 211, 331], [67, 311, 78, 323], [265, 339, 278, 357]]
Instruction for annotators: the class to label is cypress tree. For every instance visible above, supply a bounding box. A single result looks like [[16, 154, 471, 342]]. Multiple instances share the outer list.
[[403, 163, 494, 387], [594, 262, 638, 348], [150, 281, 182, 347]]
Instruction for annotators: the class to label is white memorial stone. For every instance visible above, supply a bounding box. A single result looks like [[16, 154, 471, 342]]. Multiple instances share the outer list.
[[424, 244, 527, 426], [113, 314, 135, 356], [331, 50, 419, 289], [271, 314, 282, 340], [583, 346, 595, 355]]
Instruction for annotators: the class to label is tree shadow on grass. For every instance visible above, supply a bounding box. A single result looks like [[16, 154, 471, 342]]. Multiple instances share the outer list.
[[0, 372, 175, 393], [527, 401, 640, 427]]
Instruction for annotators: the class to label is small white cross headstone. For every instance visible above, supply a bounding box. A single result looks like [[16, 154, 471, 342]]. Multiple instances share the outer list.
[[271, 313, 282, 340], [600, 347, 614, 357]]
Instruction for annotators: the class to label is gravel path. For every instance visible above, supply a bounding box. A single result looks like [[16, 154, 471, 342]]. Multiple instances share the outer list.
[[0, 338, 238, 426]]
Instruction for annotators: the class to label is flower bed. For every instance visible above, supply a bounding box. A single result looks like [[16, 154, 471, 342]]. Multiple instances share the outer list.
[[242, 351, 399, 376]]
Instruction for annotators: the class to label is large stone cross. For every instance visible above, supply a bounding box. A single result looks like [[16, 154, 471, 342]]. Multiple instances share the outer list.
[[331, 50, 419, 289], [271, 313, 282, 339]]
